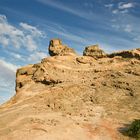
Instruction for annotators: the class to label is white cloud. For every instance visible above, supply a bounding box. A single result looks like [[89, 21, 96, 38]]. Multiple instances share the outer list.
[[28, 51, 47, 62], [0, 35, 9, 46], [118, 3, 134, 10], [0, 15, 23, 36], [124, 24, 132, 33], [0, 14, 7, 22], [120, 9, 128, 14], [105, 4, 114, 9], [13, 54, 22, 59], [48, 27, 88, 44], [111, 24, 120, 30], [0, 15, 47, 104], [37, 0, 84, 18], [11, 53, 24, 60], [133, 36, 140, 41], [26, 35, 38, 51], [0, 59, 19, 104], [112, 2, 135, 14], [0, 14, 45, 51], [112, 9, 119, 14], [37, 0, 109, 23], [111, 24, 133, 33], [20, 22, 43, 37], [0, 59, 19, 72]]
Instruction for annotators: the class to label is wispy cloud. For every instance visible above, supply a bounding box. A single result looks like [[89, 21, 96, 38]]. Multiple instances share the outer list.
[[0, 59, 19, 72], [111, 24, 133, 33], [124, 24, 132, 33], [10, 52, 24, 60], [0, 14, 48, 104], [105, 2, 135, 15], [41, 14, 139, 52], [112, 2, 135, 14], [112, 9, 119, 14], [20, 22, 44, 37], [37, 0, 86, 19], [133, 35, 140, 42], [37, 0, 110, 23], [28, 51, 47, 62], [0, 59, 19, 104], [1, 3, 139, 54], [47, 25, 89, 45], [0, 14, 45, 51], [105, 4, 114, 9], [118, 2, 135, 10], [109, 2, 140, 37]]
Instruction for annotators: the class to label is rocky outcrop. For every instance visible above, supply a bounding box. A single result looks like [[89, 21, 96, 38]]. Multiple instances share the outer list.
[[83, 45, 106, 58], [48, 39, 76, 56], [0, 39, 140, 140], [16, 65, 35, 91], [108, 48, 140, 60]]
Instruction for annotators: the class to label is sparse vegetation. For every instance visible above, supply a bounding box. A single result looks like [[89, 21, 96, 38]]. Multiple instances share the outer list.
[[126, 119, 140, 139]]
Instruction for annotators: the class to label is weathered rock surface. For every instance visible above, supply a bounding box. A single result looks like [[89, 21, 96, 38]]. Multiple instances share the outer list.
[[48, 39, 76, 56], [83, 44, 107, 58], [108, 48, 140, 59], [0, 40, 140, 140]]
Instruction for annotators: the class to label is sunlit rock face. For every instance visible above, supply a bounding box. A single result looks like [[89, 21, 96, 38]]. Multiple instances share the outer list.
[[83, 44, 107, 58], [48, 39, 76, 56], [0, 39, 140, 140]]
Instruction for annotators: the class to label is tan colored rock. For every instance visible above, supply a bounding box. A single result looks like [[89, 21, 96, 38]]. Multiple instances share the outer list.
[[83, 44, 106, 58], [0, 39, 140, 140], [76, 56, 95, 64], [48, 39, 76, 56], [16, 65, 35, 91]]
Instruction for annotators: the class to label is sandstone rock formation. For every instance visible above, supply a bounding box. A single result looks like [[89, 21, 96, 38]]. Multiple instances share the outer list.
[[48, 39, 76, 56], [108, 48, 140, 60], [0, 40, 140, 140], [83, 44, 107, 58]]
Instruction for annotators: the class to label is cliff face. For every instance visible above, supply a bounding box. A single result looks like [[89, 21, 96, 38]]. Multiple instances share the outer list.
[[0, 39, 140, 140]]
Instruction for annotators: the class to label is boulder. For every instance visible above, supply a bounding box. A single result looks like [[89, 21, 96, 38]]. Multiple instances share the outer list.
[[83, 45, 106, 58], [48, 39, 76, 56]]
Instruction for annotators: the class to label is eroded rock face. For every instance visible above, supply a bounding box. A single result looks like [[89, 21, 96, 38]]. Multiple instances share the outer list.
[[16, 65, 35, 91], [48, 39, 76, 56], [108, 48, 140, 60], [83, 45, 106, 58], [1, 39, 140, 140]]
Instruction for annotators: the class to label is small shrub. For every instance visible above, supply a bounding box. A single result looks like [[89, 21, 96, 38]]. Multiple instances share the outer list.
[[126, 119, 140, 139]]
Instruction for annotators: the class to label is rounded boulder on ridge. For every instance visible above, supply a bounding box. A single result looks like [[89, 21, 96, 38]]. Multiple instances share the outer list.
[[83, 45, 107, 58], [48, 39, 76, 56]]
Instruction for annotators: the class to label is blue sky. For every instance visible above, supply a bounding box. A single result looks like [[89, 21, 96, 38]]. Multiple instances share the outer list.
[[0, 0, 140, 104]]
